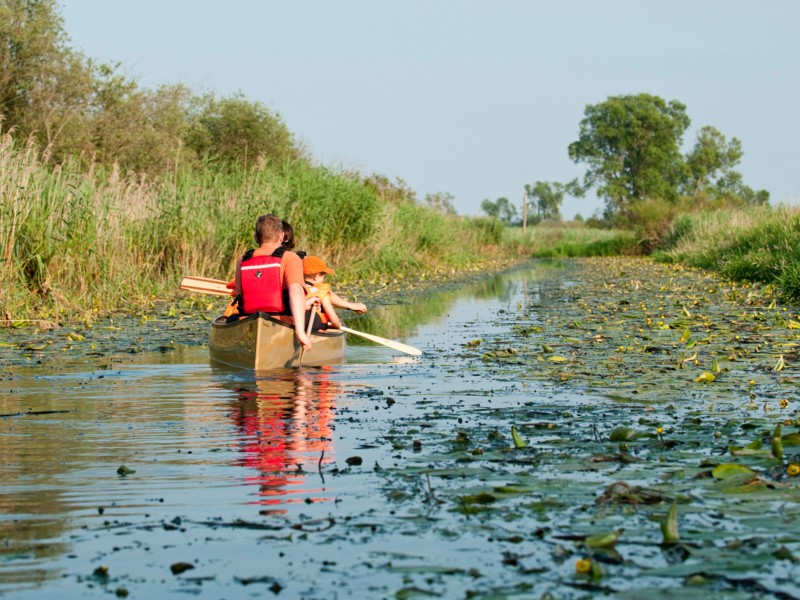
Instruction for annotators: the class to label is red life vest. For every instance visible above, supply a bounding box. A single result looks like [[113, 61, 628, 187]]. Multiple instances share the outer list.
[[240, 253, 284, 314]]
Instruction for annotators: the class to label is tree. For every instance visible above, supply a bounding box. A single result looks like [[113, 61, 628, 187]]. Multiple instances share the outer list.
[[568, 94, 691, 213], [186, 93, 299, 168], [711, 170, 769, 205], [684, 126, 742, 196], [424, 191, 456, 215], [0, 0, 95, 158], [480, 197, 517, 224], [363, 174, 417, 204], [88, 63, 193, 172], [683, 125, 767, 204], [525, 181, 571, 222]]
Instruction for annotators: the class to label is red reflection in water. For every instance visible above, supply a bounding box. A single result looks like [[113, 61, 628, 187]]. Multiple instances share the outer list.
[[228, 368, 339, 513]]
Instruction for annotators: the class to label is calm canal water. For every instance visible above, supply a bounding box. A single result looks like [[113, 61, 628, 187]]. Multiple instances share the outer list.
[[1, 263, 560, 599]]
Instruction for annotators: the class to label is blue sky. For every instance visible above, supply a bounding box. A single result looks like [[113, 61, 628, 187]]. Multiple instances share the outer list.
[[60, 1, 799, 218]]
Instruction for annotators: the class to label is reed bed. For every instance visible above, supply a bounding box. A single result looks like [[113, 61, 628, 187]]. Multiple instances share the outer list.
[[656, 205, 800, 300], [507, 223, 639, 257], [0, 133, 506, 322]]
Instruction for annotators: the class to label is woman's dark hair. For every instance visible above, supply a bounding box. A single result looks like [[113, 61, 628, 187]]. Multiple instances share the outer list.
[[281, 220, 295, 250]]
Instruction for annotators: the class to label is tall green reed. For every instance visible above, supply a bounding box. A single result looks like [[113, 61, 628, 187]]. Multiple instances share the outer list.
[[657, 205, 800, 299], [1, 133, 514, 321], [507, 224, 639, 258]]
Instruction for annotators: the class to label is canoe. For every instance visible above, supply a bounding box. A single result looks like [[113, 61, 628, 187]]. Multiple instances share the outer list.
[[209, 312, 346, 370]]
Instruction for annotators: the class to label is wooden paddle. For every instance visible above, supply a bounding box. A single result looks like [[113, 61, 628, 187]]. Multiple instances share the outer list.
[[179, 275, 423, 356], [179, 276, 231, 296], [337, 326, 422, 356], [297, 305, 316, 366]]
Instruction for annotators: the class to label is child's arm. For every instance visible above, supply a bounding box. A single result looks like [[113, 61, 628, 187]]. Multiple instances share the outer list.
[[320, 296, 342, 329], [329, 290, 367, 314]]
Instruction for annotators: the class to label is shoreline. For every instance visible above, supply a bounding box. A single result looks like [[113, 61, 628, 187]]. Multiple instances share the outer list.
[[0, 255, 531, 368]]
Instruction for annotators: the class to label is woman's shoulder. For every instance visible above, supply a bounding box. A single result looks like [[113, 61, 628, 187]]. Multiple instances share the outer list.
[[281, 250, 302, 263]]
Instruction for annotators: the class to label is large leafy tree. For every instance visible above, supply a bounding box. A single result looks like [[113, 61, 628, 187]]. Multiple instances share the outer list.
[[568, 94, 691, 213]]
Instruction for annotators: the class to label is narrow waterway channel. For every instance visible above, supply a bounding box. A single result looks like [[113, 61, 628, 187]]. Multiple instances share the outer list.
[[2, 258, 798, 599]]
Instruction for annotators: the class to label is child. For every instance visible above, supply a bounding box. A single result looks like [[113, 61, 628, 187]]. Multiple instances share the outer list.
[[302, 256, 367, 330]]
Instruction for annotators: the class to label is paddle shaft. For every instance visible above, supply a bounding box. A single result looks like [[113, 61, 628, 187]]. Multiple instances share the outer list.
[[180, 275, 423, 356], [298, 305, 315, 366]]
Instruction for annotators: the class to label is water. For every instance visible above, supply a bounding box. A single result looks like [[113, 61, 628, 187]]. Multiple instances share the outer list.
[[0, 265, 550, 598], [2, 260, 798, 599]]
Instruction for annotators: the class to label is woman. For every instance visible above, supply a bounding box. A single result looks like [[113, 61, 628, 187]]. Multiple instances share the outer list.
[[281, 220, 306, 258]]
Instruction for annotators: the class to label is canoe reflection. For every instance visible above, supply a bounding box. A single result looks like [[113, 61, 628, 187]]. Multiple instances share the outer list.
[[227, 368, 339, 514]]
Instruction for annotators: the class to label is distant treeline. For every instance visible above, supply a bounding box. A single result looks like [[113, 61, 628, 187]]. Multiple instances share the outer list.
[[1, 0, 300, 174], [482, 93, 771, 234]]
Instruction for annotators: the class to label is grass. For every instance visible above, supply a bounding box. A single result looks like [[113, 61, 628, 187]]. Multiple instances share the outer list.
[[655, 204, 800, 300], [0, 132, 511, 323], [8, 123, 796, 323], [506, 223, 640, 257]]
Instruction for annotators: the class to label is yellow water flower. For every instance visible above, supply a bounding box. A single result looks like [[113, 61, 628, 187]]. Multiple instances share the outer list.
[[779, 399, 789, 408], [575, 558, 592, 574], [656, 427, 664, 434], [788, 464, 800, 477]]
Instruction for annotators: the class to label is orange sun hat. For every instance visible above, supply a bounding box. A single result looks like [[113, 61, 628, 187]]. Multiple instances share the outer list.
[[303, 255, 335, 276]]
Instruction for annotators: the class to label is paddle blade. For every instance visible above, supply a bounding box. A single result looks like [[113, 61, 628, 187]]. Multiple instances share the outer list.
[[338, 326, 422, 356], [179, 276, 231, 296]]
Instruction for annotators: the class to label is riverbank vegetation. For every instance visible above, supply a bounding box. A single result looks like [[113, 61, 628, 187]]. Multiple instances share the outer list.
[[656, 205, 800, 300], [501, 93, 797, 299], [0, 0, 514, 323], [506, 224, 639, 257], [2, 0, 798, 326], [0, 131, 507, 323]]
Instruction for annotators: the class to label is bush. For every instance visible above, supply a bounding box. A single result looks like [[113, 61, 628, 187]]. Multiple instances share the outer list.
[[467, 217, 505, 246], [657, 205, 800, 300], [658, 212, 695, 250]]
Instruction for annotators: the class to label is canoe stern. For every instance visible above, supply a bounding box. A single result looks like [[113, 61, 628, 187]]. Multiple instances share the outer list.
[[210, 313, 345, 370]]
